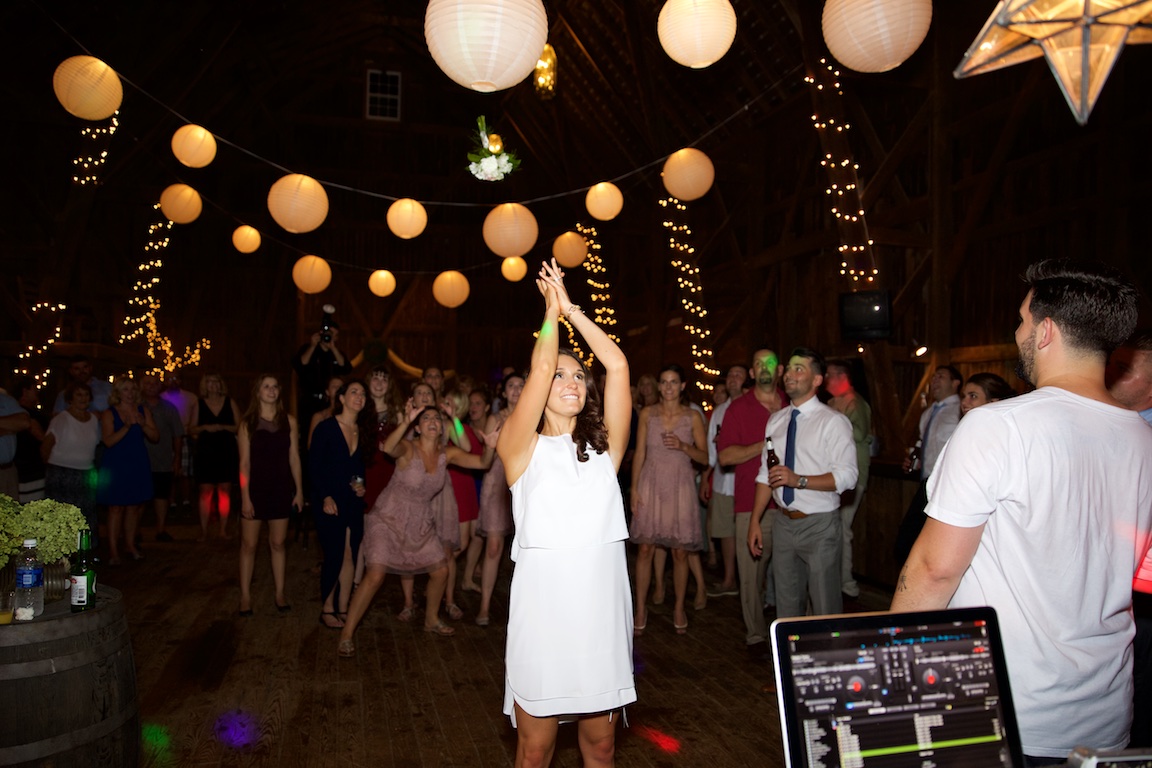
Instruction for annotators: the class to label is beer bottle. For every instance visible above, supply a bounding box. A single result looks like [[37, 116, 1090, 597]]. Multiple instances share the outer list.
[[70, 530, 97, 613], [906, 439, 923, 475], [764, 437, 780, 469]]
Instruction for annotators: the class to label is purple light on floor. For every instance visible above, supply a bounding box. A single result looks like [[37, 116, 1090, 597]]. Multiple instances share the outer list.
[[213, 710, 258, 749]]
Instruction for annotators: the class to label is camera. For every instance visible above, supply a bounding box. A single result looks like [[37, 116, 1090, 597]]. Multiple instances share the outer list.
[[320, 304, 337, 344]]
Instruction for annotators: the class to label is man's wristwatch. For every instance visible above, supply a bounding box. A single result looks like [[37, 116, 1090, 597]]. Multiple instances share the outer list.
[[797, 476, 809, 490]]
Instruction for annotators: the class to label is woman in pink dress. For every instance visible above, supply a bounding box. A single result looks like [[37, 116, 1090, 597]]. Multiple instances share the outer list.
[[629, 364, 708, 635], [443, 388, 481, 620], [337, 401, 494, 656]]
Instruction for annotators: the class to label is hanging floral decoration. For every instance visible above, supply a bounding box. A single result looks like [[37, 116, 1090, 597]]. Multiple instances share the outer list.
[[467, 115, 520, 182]]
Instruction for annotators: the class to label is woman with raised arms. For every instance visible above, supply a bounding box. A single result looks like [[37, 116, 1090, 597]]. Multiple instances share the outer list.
[[497, 259, 635, 768]]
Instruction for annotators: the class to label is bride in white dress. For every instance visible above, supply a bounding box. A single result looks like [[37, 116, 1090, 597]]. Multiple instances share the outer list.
[[497, 259, 635, 768]]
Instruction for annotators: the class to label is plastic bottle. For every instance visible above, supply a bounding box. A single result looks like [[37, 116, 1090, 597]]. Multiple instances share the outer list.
[[14, 538, 44, 620]]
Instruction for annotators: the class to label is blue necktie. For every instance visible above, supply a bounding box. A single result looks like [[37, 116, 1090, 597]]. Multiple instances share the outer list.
[[783, 409, 799, 506], [920, 402, 944, 479]]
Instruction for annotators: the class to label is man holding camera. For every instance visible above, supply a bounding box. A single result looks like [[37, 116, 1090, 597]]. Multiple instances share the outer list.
[[293, 317, 350, 429]]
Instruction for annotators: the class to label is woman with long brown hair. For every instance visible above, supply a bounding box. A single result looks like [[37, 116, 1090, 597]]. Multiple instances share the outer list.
[[237, 374, 303, 615]]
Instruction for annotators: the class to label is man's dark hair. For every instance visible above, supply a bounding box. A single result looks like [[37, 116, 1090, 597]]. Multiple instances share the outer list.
[[937, 365, 963, 385], [789, 347, 826, 377], [1024, 259, 1138, 356], [1123, 331, 1152, 353]]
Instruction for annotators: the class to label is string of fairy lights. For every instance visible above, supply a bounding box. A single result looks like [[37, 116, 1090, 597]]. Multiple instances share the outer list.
[[14, 303, 66, 389], [578, 222, 621, 370], [117, 203, 211, 372], [805, 58, 878, 284], [71, 112, 118, 185], [659, 197, 719, 401]]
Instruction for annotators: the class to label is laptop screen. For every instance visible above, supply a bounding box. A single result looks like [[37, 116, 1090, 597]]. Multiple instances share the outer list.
[[771, 607, 1024, 768]]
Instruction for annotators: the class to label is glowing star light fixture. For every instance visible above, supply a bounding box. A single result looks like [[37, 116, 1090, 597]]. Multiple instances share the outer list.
[[954, 0, 1152, 125]]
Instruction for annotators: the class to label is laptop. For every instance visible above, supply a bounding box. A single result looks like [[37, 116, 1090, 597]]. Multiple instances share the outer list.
[[770, 606, 1024, 768]]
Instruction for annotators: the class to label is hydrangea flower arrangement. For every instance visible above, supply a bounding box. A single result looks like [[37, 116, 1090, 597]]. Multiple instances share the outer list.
[[467, 115, 520, 182], [0, 495, 87, 568]]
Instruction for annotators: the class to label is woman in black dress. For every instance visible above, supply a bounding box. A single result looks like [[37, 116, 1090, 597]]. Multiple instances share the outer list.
[[192, 373, 241, 541], [309, 380, 368, 629], [237, 374, 303, 615]]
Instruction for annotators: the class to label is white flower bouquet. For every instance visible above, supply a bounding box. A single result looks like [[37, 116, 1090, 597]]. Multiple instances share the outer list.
[[467, 115, 520, 182]]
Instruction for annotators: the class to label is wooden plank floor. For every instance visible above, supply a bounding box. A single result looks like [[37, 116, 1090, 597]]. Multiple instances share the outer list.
[[107, 511, 893, 767]]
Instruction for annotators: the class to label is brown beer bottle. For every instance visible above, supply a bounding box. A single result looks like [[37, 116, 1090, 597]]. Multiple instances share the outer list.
[[764, 437, 780, 469]]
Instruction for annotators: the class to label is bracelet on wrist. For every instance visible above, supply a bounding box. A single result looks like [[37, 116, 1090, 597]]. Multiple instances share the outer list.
[[565, 304, 583, 318]]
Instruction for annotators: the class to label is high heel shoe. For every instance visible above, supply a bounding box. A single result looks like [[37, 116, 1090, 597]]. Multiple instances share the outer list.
[[337, 638, 355, 658], [673, 610, 689, 635], [319, 612, 344, 629]]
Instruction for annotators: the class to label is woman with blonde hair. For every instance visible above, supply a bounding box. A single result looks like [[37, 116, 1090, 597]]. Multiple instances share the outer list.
[[237, 374, 302, 615], [98, 376, 159, 564], [192, 373, 241, 541]]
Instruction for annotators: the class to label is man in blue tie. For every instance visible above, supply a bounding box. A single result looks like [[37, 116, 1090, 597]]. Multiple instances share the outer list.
[[893, 364, 961, 565], [747, 348, 857, 619]]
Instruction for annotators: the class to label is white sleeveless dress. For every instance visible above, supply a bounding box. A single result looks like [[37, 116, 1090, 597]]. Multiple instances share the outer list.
[[503, 434, 636, 724]]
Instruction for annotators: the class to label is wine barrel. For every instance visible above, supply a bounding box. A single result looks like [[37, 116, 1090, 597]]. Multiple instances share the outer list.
[[0, 586, 139, 766]]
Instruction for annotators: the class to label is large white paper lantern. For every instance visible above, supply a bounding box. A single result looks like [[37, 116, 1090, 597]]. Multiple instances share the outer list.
[[369, 270, 397, 297], [552, 231, 587, 268], [501, 256, 528, 282], [433, 270, 470, 308], [232, 225, 261, 254], [53, 56, 123, 121], [268, 174, 329, 234], [585, 182, 623, 221], [159, 184, 202, 224], [483, 203, 539, 258], [822, 0, 932, 73], [425, 0, 549, 92], [292, 255, 331, 294], [662, 148, 714, 201], [657, 0, 738, 69], [171, 124, 217, 168], [387, 198, 428, 239]]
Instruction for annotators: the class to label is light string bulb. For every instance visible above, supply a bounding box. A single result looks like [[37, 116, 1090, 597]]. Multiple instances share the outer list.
[[577, 222, 620, 369], [659, 196, 719, 407], [118, 202, 211, 372], [71, 111, 119, 186], [805, 59, 878, 284], [14, 302, 66, 388]]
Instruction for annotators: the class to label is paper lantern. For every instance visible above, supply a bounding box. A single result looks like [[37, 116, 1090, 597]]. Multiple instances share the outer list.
[[232, 225, 261, 254], [552, 231, 587, 268], [268, 174, 329, 234], [292, 255, 331, 294], [171, 124, 217, 168], [657, 0, 738, 69], [53, 56, 123, 121], [159, 184, 202, 224], [387, 198, 428, 239], [501, 256, 528, 282], [483, 203, 539, 258], [822, 0, 932, 73], [425, 0, 549, 92], [432, 270, 470, 308], [662, 148, 714, 201], [585, 182, 624, 221], [368, 270, 397, 297]]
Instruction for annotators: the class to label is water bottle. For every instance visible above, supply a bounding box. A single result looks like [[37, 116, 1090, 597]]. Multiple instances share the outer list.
[[14, 538, 44, 620]]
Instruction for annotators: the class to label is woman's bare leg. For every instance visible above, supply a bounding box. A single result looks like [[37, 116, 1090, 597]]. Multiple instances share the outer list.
[[268, 518, 289, 606], [513, 703, 560, 768], [238, 518, 260, 611], [477, 534, 505, 622]]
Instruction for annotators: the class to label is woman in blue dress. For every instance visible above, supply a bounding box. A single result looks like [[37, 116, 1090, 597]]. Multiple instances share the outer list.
[[98, 376, 158, 564]]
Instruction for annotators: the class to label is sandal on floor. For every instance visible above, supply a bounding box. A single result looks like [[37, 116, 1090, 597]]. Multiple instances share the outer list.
[[445, 603, 464, 621], [674, 611, 689, 635], [424, 621, 456, 637], [337, 638, 355, 658], [475, 615, 490, 627], [397, 606, 415, 622], [319, 612, 344, 629], [633, 619, 647, 637]]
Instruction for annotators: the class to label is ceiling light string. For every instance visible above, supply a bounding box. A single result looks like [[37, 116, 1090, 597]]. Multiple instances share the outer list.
[[577, 222, 620, 369], [14, 302, 66, 389], [660, 196, 719, 405], [805, 58, 878, 285], [70, 111, 119, 186]]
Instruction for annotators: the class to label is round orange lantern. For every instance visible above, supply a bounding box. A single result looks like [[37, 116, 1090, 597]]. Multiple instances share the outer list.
[[53, 56, 123, 121], [657, 0, 738, 69], [424, 0, 549, 92], [662, 148, 714, 201], [501, 256, 528, 282], [369, 270, 397, 297], [387, 198, 428, 239], [268, 174, 329, 234], [292, 255, 332, 294], [552, 231, 587, 268], [483, 203, 538, 258], [232, 225, 261, 254], [822, 0, 932, 73], [432, 270, 470, 308], [159, 184, 202, 224], [171, 124, 217, 168], [585, 182, 623, 221]]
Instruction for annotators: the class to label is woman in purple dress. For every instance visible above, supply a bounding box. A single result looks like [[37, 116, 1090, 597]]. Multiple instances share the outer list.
[[629, 364, 708, 635], [237, 374, 303, 615], [337, 401, 494, 656]]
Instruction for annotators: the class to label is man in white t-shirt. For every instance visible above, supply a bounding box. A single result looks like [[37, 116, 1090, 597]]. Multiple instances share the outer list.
[[892, 259, 1152, 764]]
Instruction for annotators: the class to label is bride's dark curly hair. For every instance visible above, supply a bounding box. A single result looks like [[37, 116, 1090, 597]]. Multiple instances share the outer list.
[[538, 348, 609, 462]]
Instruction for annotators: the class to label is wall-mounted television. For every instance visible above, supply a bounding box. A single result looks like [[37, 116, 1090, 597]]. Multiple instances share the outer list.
[[839, 290, 891, 341]]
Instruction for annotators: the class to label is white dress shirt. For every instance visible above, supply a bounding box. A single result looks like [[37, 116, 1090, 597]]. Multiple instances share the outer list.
[[756, 397, 857, 514]]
